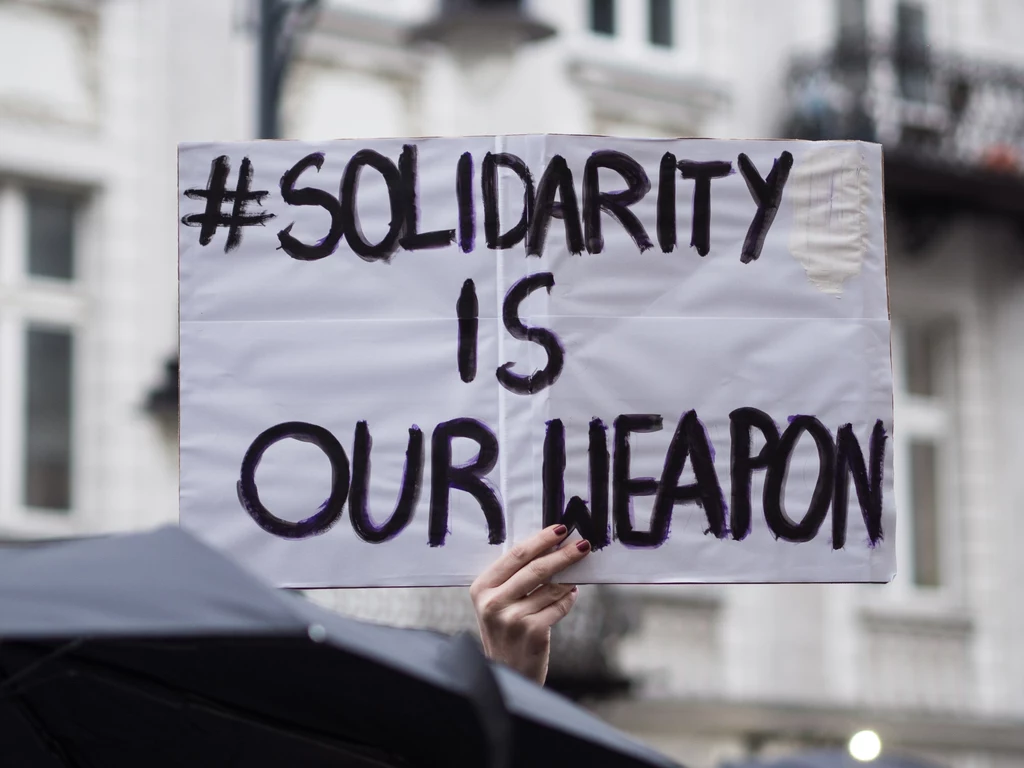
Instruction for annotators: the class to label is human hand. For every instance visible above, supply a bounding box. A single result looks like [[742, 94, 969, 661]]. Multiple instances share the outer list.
[[470, 524, 591, 685]]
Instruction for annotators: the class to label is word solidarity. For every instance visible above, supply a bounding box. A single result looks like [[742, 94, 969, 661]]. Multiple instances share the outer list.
[[183, 145, 793, 261], [237, 410, 886, 551]]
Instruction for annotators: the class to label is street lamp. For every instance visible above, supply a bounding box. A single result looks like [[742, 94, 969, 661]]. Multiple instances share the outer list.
[[848, 729, 882, 762], [257, 0, 321, 139], [144, 357, 179, 443]]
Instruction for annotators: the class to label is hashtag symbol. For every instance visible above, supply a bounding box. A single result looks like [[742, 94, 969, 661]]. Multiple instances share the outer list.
[[182, 155, 275, 252]]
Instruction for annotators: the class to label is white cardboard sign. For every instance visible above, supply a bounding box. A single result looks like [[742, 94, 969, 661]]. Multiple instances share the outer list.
[[178, 136, 895, 588]]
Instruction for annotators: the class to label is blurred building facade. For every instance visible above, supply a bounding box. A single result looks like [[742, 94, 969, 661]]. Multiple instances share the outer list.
[[2, 0, 1024, 766]]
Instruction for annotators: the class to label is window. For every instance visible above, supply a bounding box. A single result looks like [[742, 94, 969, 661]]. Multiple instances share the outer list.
[[833, 0, 869, 92], [0, 184, 84, 518], [835, 0, 868, 57], [836, 0, 867, 47], [27, 189, 76, 280], [895, 2, 929, 101], [892, 319, 956, 589], [24, 326, 74, 510], [587, 0, 683, 53], [908, 440, 940, 586], [590, 0, 615, 36], [648, 0, 673, 47]]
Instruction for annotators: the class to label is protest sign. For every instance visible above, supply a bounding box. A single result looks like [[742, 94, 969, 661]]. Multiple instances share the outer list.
[[178, 136, 895, 588]]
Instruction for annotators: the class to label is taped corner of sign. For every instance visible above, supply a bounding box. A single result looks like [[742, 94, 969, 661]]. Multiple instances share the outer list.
[[788, 143, 871, 296]]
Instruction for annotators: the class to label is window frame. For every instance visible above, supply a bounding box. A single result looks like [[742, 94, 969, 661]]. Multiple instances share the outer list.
[[0, 181, 90, 535], [580, 0, 695, 65], [888, 317, 963, 601]]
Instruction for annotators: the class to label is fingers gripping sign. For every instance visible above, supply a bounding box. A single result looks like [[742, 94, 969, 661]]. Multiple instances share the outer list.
[[470, 524, 592, 685]]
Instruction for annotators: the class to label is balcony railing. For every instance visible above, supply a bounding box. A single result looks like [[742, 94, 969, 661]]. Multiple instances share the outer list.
[[784, 39, 1024, 210]]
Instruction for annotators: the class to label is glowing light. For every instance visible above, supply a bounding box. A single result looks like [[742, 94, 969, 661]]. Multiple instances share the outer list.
[[848, 730, 882, 762]]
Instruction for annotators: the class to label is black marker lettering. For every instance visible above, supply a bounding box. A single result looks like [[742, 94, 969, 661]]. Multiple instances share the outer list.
[[612, 414, 663, 545], [527, 154, 585, 257], [496, 272, 565, 395], [833, 420, 887, 548], [763, 416, 835, 542], [457, 278, 478, 383], [277, 152, 345, 261], [737, 151, 794, 263], [182, 155, 274, 253], [543, 418, 610, 549], [341, 149, 404, 262], [678, 160, 733, 257], [582, 150, 653, 255], [652, 410, 727, 541], [429, 418, 504, 546], [482, 152, 534, 250], [349, 421, 423, 543], [237, 422, 350, 539], [398, 144, 455, 251], [656, 152, 678, 253], [729, 407, 781, 540], [456, 151, 475, 253]]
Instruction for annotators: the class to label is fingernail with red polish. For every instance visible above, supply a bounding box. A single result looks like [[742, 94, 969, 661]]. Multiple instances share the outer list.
[[576, 540, 591, 553], [571, 586, 579, 594], [553, 524, 567, 536]]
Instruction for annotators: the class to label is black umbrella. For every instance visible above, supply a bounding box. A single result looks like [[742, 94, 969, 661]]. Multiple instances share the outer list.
[[0, 526, 679, 768]]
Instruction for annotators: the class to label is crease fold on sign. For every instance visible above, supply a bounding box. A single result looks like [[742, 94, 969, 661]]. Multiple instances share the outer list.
[[787, 143, 869, 295]]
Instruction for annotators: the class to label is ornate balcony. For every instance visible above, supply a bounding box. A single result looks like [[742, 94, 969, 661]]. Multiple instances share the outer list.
[[784, 39, 1024, 228]]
